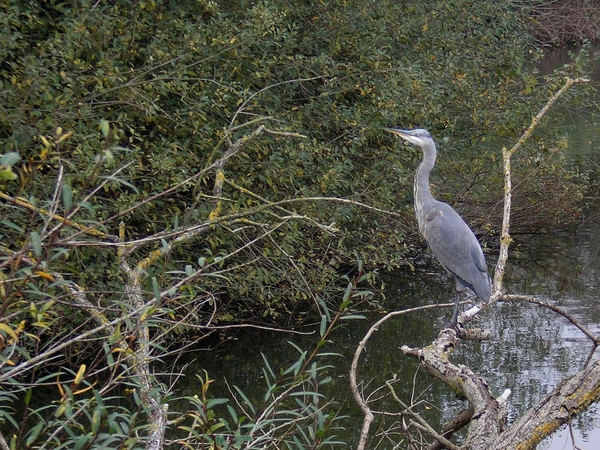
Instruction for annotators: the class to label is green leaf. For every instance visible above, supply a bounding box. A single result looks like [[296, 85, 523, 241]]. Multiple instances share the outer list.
[[1, 220, 23, 233], [339, 299, 352, 310], [151, 277, 160, 301], [232, 386, 255, 415], [100, 175, 139, 193], [206, 398, 229, 409], [319, 314, 327, 338], [316, 296, 330, 321], [30, 231, 42, 257], [342, 282, 353, 302], [100, 119, 110, 138], [340, 314, 367, 320], [290, 391, 324, 398], [352, 290, 374, 298], [261, 353, 276, 380], [0, 168, 17, 181], [1, 152, 20, 167], [91, 408, 102, 434], [62, 183, 72, 210], [227, 405, 239, 424], [319, 376, 332, 385], [25, 422, 44, 446]]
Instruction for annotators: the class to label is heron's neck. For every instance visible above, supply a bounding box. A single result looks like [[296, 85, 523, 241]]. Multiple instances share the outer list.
[[414, 141, 437, 229]]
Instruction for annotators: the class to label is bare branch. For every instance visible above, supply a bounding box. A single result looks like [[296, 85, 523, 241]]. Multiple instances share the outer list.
[[349, 303, 456, 450], [385, 380, 461, 450], [0, 192, 115, 242], [493, 76, 590, 294]]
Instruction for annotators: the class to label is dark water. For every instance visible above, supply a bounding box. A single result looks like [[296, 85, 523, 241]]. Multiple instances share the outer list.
[[171, 219, 600, 448]]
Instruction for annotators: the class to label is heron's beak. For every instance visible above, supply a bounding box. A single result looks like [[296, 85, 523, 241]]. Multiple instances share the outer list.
[[385, 128, 412, 139]]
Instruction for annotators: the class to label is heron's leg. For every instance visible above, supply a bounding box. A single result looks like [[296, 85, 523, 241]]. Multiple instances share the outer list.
[[448, 289, 461, 326]]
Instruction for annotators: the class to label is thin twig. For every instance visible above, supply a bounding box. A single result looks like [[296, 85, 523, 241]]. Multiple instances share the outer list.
[[385, 380, 461, 450]]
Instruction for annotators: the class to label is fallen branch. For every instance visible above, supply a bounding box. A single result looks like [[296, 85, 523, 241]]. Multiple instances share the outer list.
[[350, 303, 457, 450], [491, 359, 600, 450]]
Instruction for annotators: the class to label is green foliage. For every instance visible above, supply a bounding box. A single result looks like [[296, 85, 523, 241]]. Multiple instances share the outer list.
[[178, 306, 350, 449], [0, 1, 590, 310], [0, 0, 595, 447]]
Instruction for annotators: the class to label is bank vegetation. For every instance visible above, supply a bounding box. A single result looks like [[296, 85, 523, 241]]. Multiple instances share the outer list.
[[0, 0, 598, 448]]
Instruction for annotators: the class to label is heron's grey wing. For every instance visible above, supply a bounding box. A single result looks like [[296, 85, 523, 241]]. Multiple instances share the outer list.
[[421, 202, 491, 302]]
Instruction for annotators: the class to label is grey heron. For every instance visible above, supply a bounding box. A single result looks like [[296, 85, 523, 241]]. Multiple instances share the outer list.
[[386, 128, 491, 326]]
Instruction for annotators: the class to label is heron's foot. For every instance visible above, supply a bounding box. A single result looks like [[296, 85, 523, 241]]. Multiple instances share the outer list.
[[442, 318, 457, 329], [441, 318, 464, 336]]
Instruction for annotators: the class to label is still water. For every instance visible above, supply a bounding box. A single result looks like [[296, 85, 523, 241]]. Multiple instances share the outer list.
[[167, 123, 600, 449]]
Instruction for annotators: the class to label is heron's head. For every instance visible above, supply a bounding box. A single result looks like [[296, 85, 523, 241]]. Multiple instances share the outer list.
[[385, 128, 432, 147]]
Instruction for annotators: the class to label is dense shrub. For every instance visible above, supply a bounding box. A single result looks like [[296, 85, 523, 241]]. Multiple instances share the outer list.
[[0, 0, 594, 447]]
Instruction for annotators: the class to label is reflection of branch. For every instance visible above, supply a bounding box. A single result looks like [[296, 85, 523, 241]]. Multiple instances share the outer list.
[[159, 317, 314, 334], [503, 294, 599, 345], [503, 294, 600, 367]]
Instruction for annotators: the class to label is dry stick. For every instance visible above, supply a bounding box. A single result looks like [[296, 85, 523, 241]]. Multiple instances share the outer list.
[[385, 380, 461, 450], [0, 432, 8, 450], [463, 77, 590, 319], [0, 192, 114, 241], [455, 77, 593, 449], [457, 77, 592, 448], [427, 406, 475, 450], [0, 303, 144, 383]]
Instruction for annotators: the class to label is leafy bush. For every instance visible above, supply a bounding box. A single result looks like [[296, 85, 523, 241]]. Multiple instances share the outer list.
[[0, 0, 594, 447]]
